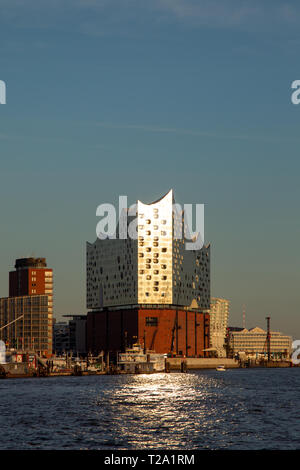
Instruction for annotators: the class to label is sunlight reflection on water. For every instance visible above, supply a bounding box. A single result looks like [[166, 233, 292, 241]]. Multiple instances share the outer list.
[[0, 369, 299, 449]]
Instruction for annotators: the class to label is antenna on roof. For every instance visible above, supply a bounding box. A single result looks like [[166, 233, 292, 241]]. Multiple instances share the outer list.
[[242, 304, 246, 329]]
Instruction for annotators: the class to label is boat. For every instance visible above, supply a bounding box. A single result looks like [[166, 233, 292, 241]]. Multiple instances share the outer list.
[[216, 365, 226, 371], [117, 344, 166, 373]]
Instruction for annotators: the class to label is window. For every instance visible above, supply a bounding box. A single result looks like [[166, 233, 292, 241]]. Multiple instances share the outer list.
[[146, 317, 158, 326]]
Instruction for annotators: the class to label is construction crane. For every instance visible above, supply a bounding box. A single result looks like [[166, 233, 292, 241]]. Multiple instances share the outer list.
[[170, 312, 178, 355], [170, 283, 181, 355]]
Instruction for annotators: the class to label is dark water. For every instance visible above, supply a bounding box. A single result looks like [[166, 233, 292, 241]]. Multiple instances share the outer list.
[[0, 369, 299, 450]]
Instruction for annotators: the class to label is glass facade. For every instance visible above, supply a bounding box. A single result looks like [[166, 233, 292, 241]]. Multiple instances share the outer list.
[[0, 294, 52, 354]]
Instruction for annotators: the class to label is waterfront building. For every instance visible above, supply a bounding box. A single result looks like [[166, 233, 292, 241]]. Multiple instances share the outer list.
[[228, 327, 292, 359], [64, 315, 87, 355], [209, 297, 230, 357], [86, 190, 211, 356], [0, 295, 52, 355], [53, 321, 70, 355], [9, 258, 53, 304], [53, 316, 87, 356], [0, 258, 53, 356]]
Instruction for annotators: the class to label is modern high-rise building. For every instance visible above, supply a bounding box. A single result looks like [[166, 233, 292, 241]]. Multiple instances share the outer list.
[[9, 258, 53, 302], [86, 190, 211, 356], [0, 258, 53, 355], [0, 295, 51, 354], [209, 297, 230, 357], [87, 190, 210, 310]]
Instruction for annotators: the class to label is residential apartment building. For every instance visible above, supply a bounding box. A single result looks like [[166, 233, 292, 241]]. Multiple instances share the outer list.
[[0, 295, 52, 355], [0, 258, 53, 355], [209, 297, 230, 357]]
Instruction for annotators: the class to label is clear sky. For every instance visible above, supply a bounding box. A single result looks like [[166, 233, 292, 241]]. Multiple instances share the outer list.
[[0, 0, 299, 337]]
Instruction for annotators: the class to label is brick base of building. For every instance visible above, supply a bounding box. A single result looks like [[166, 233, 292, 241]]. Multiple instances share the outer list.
[[87, 307, 210, 357]]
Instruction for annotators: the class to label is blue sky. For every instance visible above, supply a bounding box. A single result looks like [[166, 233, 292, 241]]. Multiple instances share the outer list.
[[0, 0, 299, 337]]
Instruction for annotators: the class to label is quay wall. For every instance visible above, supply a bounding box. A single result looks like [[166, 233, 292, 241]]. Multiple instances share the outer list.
[[167, 358, 239, 370]]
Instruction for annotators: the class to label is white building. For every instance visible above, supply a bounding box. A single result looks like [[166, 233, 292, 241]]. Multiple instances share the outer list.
[[228, 327, 292, 359], [86, 190, 210, 310], [209, 297, 230, 357]]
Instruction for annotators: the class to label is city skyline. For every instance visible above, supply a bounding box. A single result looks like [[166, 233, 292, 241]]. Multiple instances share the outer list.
[[0, 0, 299, 339]]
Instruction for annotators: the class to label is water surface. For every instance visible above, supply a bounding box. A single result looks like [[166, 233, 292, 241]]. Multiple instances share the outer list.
[[0, 368, 299, 449]]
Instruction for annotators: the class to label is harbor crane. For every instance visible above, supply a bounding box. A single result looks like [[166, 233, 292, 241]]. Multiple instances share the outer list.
[[265, 316, 271, 361]]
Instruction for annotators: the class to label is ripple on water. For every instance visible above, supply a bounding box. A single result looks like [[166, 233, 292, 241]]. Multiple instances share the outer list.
[[0, 369, 300, 449]]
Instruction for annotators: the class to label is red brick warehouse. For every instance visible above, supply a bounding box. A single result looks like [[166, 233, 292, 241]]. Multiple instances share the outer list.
[[87, 308, 210, 357]]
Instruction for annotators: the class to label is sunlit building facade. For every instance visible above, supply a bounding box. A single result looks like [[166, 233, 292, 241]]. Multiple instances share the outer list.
[[0, 295, 52, 355], [228, 327, 292, 358], [209, 297, 230, 357], [86, 190, 211, 356], [87, 190, 210, 310], [0, 257, 53, 356]]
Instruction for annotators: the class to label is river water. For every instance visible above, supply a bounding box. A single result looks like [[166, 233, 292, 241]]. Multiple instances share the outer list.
[[0, 368, 299, 450]]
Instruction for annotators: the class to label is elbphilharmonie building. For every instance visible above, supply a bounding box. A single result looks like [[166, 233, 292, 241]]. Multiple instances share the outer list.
[[86, 190, 211, 356]]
